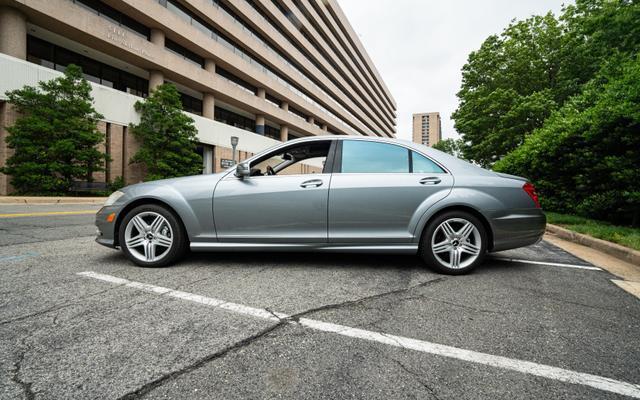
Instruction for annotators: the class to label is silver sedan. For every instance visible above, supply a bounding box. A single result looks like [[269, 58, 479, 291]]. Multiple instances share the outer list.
[[95, 136, 545, 274]]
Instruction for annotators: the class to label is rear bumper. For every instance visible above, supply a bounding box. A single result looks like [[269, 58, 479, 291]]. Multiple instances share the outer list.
[[489, 209, 546, 252]]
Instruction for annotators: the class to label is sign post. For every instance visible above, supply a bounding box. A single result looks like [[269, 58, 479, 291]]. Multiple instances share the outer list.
[[231, 136, 239, 165]]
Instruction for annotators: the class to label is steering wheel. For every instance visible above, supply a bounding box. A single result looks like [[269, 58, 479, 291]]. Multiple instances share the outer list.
[[266, 165, 276, 176]]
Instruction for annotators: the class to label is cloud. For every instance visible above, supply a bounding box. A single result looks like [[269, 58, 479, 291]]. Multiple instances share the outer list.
[[338, 0, 569, 140]]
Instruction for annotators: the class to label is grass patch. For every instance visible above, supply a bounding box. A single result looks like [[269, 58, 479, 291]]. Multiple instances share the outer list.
[[546, 212, 640, 251]]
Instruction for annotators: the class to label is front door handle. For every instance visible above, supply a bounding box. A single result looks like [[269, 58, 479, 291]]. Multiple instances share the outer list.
[[300, 179, 323, 188], [419, 177, 441, 185]]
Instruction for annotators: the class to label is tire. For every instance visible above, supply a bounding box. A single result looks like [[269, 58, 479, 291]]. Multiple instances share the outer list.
[[118, 204, 188, 267], [419, 211, 488, 275]]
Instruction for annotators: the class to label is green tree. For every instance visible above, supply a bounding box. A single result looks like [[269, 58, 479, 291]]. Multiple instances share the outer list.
[[494, 56, 640, 226], [452, 13, 564, 166], [432, 138, 465, 159], [453, 0, 640, 167], [129, 83, 202, 181], [1, 64, 106, 194]]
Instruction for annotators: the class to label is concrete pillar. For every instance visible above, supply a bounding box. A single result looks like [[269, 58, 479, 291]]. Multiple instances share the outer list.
[[203, 146, 213, 174], [150, 28, 165, 47], [307, 116, 315, 125], [149, 70, 164, 92], [255, 115, 265, 135], [205, 59, 216, 74], [321, 124, 328, 133], [280, 125, 289, 142], [256, 87, 266, 99], [148, 29, 165, 93], [203, 93, 215, 120], [280, 102, 288, 112], [0, 7, 27, 59]]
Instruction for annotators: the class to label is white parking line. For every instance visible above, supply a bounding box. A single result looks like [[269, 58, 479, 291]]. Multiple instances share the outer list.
[[490, 257, 602, 270], [77, 271, 640, 398]]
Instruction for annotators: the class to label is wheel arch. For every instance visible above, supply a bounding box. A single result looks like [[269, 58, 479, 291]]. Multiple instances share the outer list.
[[417, 205, 494, 252], [114, 198, 187, 247]]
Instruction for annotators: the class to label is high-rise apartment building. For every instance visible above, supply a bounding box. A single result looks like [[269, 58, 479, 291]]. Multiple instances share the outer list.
[[0, 0, 396, 194], [412, 112, 441, 147]]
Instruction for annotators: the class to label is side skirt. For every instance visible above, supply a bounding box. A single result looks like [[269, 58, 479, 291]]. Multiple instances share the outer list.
[[190, 242, 418, 254]]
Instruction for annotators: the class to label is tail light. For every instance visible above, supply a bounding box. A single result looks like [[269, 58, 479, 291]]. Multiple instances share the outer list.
[[523, 182, 540, 208]]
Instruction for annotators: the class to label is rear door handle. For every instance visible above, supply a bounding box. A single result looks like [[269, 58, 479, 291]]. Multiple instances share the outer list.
[[300, 179, 323, 188], [419, 177, 441, 185]]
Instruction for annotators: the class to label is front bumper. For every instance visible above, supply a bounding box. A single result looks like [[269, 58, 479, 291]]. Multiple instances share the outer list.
[[95, 205, 121, 249]]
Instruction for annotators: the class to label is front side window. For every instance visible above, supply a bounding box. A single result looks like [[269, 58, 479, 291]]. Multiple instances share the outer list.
[[250, 142, 330, 176], [341, 141, 409, 173], [412, 151, 445, 173]]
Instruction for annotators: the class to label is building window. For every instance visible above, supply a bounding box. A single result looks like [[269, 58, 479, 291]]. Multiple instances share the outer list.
[[165, 38, 205, 68], [265, 93, 281, 107], [27, 35, 149, 97], [288, 106, 307, 121], [215, 106, 256, 132], [264, 125, 280, 140], [73, 0, 151, 39], [179, 92, 203, 115], [216, 66, 256, 94]]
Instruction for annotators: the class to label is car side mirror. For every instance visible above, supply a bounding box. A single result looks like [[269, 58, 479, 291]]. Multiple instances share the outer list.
[[235, 162, 250, 178]]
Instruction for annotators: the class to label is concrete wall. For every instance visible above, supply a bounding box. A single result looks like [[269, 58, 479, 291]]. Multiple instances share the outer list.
[[0, 53, 287, 194], [0, 53, 282, 153]]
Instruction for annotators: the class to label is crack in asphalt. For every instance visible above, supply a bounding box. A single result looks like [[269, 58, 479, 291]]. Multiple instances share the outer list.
[[368, 344, 442, 400], [116, 276, 447, 399], [285, 277, 447, 323], [399, 294, 502, 314], [10, 340, 35, 400], [390, 356, 442, 400], [116, 321, 286, 400], [0, 284, 127, 327]]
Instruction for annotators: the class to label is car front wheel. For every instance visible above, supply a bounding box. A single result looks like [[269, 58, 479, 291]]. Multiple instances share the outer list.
[[420, 211, 487, 275], [118, 204, 188, 267]]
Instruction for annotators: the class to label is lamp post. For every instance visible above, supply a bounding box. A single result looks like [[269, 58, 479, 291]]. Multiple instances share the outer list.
[[231, 136, 239, 165]]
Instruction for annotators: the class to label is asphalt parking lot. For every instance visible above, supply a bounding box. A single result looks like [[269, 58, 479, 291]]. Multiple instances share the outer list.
[[1, 204, 639, 399]]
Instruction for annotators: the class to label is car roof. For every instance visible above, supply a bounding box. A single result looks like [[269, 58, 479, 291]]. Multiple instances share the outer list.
[[258, 135, 496, 177]]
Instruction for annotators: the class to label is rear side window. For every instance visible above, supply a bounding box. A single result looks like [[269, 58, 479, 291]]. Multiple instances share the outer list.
[[341, 141, 409, 173], [412, 151, 445, 173]]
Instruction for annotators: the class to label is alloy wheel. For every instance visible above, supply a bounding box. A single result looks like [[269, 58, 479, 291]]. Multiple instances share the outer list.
[[430, 218, 481, 269], [124, 211, 174, 262]]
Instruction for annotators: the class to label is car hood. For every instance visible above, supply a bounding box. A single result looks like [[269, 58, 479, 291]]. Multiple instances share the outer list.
[[121, 172, 227, 194]]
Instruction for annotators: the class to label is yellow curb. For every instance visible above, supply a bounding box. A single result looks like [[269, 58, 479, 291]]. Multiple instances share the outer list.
[[0, 210, 98, 218], [0, 196, 107, 205]]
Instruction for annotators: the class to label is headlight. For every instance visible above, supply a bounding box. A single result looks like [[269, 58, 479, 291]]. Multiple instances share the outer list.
[[104, 190, 125, 206]]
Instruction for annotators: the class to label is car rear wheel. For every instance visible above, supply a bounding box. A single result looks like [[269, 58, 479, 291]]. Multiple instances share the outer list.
[[419, 211, 487, 275], [118, 204, 188, 267]]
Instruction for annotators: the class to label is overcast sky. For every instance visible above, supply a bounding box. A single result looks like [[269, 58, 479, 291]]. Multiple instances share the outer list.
[[339, 0, 569, 141]]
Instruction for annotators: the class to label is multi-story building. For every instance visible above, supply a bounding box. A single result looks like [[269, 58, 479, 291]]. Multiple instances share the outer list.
[[0, 0, 396, 194], [412, 112, 441, 147]]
